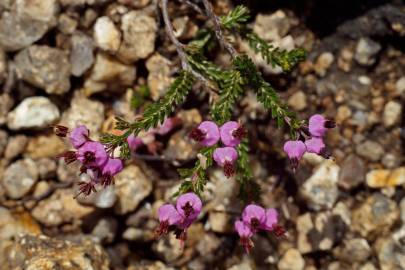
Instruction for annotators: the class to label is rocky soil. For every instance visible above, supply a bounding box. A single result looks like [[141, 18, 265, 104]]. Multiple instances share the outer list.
[[0, 0, 404, 269]]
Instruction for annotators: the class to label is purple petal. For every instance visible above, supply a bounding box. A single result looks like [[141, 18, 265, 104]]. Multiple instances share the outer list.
[[242, 204, 266, 229], [176, 192, 202, 222], [101, 158, 123, 176], [213, 147, 238, 167], [69, 125, 90, 149], [283, 140, 306, 160], [156, 117, 179, 135], [198, 121, 220, 146], [308, 114, 327, 137], [127, 135, 143, 152], [158, 204, 182, 225], [305, 137, 325, 155], [77, 141, 108, 167], [220, 121, 240, 147], [263, 208, 279, 231], [235, 220, 253, 238]]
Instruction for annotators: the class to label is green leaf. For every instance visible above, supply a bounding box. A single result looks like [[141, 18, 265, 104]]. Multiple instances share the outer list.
[[220, 5, 250, 30]]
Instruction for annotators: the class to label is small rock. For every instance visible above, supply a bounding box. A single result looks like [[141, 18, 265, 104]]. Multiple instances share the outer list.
[[301, 160, 340, 210], [333, 238, 371, 262], [94, 16, 121, 53], [146, 53, 173, 101], [395, 76, 405, 95], [32, 188, 94, 226], [7, 97, 60, 130], [355, 140, 384, 162], [14, 45, 71, 94], [153, 233, 183, 263], [32, 181, 51, 198], [2, 234, 110, 270], [35, 158, 57, 179], [278, 248, 305, 270], [0, 48, 6, 83], [375, 226, 405, 270], [0, 130, 7, 156], [172, 16, 198, 40], [117, 10, 157, 63], [114, 165, 152, 215], [0, 207, 41, 240], [253, 11, 290, 41], [70, 33, 94, 77], [60, 92, 105, 136], [336, 105, 352, 124], [92, 217, 117, 244], [287, 91, 307, 111], [338, 154, 366, 190], [58, 13, 78, 34], [2, 158, 38, 199], [382, 153, 400, 169], [354, 38, 381, 66], [383, 100, 402, 127], [84, 53, 136, 96], [314, 52, 334, 77], [4, 135, 28, 160], [76, 179, 117, 209], [25, 134, 66, 158], [352, 193, 399, 238], [164, 130, 197, 161], [366, 167, 405, 188], [208, 211, 233, 233], [0, 93, 14, 125], [0, 0, 58, 51]]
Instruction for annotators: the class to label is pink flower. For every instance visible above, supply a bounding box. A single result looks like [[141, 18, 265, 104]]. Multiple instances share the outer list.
[[127, 135, 143, 152], [283, 140, 306, 172], [235, 220, 254, 253], [100, 158, 123, 187], [69, 125, 90, 149], [77, 141, 108, 168], [74, 168, 99, 198], [305, 137, 325, 155], [308, 114, 335, 138], [176, 192, 202, 227], [189, 121, 220, 146], [213, 147, 238, 178], [156, 117, 181, 135], [242, 204, 266, 232], [263, 208, 279, 231], [156, 204, 182, 236], [220, 121, 246, 147]]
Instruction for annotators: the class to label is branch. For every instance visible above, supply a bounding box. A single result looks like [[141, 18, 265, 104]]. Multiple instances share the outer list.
[[178, 0, 205, 15], [201, 0, 238, 57]]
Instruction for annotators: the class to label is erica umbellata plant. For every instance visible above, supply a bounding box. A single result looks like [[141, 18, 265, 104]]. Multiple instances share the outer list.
[[54, 2, 337, 253]]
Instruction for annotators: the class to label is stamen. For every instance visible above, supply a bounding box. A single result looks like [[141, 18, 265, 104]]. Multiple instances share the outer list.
[[53, 125, 69, 137], [101, 174, 114, 187], [189, 128, 206, 142], [155, 220, 170, 238], [324, 120, 336, 128], [181, 202, 194, 218], [240, 237, 254, 254], [223, 161, 235, 178], [57, 151, 77, 164], [250, 218, 260, 231], [74, 181, 97, 198], [272, 224, 286, 238], [83, 151, 96, 164], [232, 126, 247, 140]]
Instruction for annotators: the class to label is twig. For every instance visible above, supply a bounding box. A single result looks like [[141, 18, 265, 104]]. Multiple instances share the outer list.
[[178, 0, 205, 15], [201, 0, 237, 57]]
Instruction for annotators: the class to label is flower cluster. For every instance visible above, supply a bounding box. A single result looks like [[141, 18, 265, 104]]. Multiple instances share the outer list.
[[234, 204, 285, 253], [156, 192, 202, 246], [54, 125, 124, 197], [189, 121, 246, 177], [284, 114, 335, 171]]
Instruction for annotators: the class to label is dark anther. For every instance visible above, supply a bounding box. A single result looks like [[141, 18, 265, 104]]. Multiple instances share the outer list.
[[57, 151, 77, 164], [223, 161, 235, 178], [74, 181, 97, 198], [232, 125, 247, 140], [250, 218, 260, 230], [181, 202, 194, 217], [53, 125, 69, 137], [324, 120, 336, 128], [83, 151, 96, 164], [189, 128, 205, 142]]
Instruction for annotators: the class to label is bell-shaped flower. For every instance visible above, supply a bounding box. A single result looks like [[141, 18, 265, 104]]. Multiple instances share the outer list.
[[77, 141, 108, 168], [100, 158, 123, 187], [69, 125, 90, 149], [189, 121, 220, 146], [235, 220, 254, 253], [156, 204, 182, 237], [283, 140, 306, 172], [308, 114, 335, 138], [176, 192, 202, 228], [305, 137, 325, 155], [127, 135, 143, 152], [241, 204, 266, 232], [220, 121, 246, 147], [213, 147, 238, 178]]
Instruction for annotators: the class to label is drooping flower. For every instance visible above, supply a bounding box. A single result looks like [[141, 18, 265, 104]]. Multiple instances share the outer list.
[[263, 208, 279, 231], [220, 121, 247, 147], [241, 204, 266, 232], [156, 117, 181, 135], [100, 158, 123, 187], [235, 220, 254, 253], [156, 204, 182, 237], [189, 121, 220, 146], [213, 147, 238, 178], [305, 137, 325, 155], [53, 125, 69, 137], [77, 141, 108, 168], [69, 125, 90, 149], [283, 140, 306, 172], [127, 135, 143, 152], [176, 192, 202, 227], [308, 114, 336, 138]]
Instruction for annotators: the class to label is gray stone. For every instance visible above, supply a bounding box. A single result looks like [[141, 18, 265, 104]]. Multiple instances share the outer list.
[[278, 248, 305, 270], [57, 13, 77, 34], [117, 10, 157, 63], [355, 140, 384, 162], [396, 76, 405, 95], [35, 158, 57, 179], [334, 238, 371, 262], [354, 38, 381, 66], [146, 53, 173, 101], [14, 45, 71, 94], [91, 217, 117, 244], [70, 33, 94, 77], [301, 160, 340, 210], [164, 130, 197, 162], [253, 11, 290, 41], [0, 0, 58, 51], [94, 16, 121, 53], [338, 154, 366, 190], [383, 100, 402, 127], [287, 91, 307, 111], [114, 165, 152, 215], [2, 158, 38, 199], [7, 97, 60, 130], [375, 226, 405, 270], [314, 52, 334, 77]]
